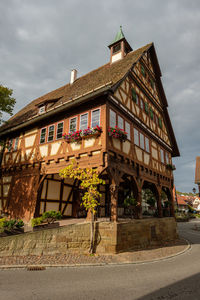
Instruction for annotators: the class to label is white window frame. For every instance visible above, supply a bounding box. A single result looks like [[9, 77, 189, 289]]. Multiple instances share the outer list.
[[140, 133, 145, 150], [47, 125, 55, 142], [91, 108, 100, 128], [110, 109, 116, 127], [40, 127, 47, 144], [134, 128, 139, 146], [13, 137, 19, 151], [80, 113, 89, 131], [125, 121, 131, 140], [56, 122, 64, 140], [145, 137, 150, 153], [69, 117, 77, 133], [118, 115, 124, 130], [160, 148, 165, 163]]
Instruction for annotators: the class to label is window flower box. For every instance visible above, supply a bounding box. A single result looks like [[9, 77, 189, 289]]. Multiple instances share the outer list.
[[108, 126, 127, 142], [81, 126, 102, 138], [63, 130, 82, 142], [63, 126, 102, 142], [166, 164, 176, 171]]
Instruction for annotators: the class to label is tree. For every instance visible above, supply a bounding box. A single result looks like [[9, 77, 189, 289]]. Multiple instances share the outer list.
[[59, 160, 105, 253], [0, 84, 16, 125]]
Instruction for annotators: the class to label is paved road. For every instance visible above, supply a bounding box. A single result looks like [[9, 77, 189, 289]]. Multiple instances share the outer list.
[[0, 220, 200, 300]]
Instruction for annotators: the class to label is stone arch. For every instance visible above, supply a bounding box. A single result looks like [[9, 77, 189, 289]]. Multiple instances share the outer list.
[[141, 181, 162, 217], [162, 186, 174, 217]]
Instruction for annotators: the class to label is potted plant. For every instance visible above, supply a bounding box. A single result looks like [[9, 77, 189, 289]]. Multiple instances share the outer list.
[[0, 218, 24, 236], [124, 194, 140, 219], [108, 126, 127, 142]]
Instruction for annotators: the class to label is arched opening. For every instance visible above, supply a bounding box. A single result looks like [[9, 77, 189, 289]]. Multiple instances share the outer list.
[[162, 186, 174, 217], [141, 181, 160, 218]]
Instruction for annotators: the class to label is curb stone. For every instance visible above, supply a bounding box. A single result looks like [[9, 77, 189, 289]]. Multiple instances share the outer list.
[[0, 238, 191, 270]]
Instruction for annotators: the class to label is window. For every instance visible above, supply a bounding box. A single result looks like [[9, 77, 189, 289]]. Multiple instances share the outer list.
[[113, 43, 121, 54], [158, 117, 162, 129], [134, 128, 139, 146], [69, 117, 77, 133], [40, 128, 46, 144], [13, 137, 19, 151], [140, 133, 145, 150], [150, 79, 155, 89], [149, 107, 154, 120], [145, 137, 150, 152], [141, 65, 146, 77], [118, 115, 124, 130], [160, 149, 164, 163], [47, 125, 55, 142], [91, 109, 100, 127], [56, 122, 63, 139], [39, 106, 45, 114], [7, 139, 13, 152], [140, 98, 144, 110], [165, 152, 169, 164], [155, 115, 159, 125], [80, 113, 88, 130], [110, 109, 116, 127], [145, 102, 149, 114], [131, 88, 138, 104], [125, 121, 130, 140]]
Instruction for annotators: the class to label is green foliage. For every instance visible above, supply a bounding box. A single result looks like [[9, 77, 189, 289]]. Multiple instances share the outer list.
[[42, 211, 62, 223], [0, 218, 6, 228], [0, 84, 16, 125], [124, 195, 137, 208], [31, 210, 62, 227], [31, 217, 43, 227], [0, 218, 24, 231], [59, 160, 105, 215], [146, 197, 156, 207]]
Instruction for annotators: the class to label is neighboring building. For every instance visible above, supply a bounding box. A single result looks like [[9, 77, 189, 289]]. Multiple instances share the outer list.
[[0, 27, 179, 222], [175, 195, 188, 212]]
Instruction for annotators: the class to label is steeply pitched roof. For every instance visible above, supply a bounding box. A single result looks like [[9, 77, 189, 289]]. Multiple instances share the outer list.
[[0, 43, 152, 134]]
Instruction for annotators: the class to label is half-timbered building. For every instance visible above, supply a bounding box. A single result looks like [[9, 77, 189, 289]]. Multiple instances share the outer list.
[[0, 27, 179, 223]]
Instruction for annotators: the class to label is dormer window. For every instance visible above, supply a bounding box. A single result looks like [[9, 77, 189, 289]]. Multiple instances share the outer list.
[[39, 105, 45, 114]]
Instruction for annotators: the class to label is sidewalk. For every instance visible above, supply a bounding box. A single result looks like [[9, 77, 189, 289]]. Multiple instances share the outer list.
[[0, 238, 190, 269]]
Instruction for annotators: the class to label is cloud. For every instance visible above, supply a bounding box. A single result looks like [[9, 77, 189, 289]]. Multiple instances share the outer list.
[[0, 0, 200, 192]]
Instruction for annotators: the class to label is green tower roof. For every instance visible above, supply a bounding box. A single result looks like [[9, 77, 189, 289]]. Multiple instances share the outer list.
[[111, 26, 125, 44]]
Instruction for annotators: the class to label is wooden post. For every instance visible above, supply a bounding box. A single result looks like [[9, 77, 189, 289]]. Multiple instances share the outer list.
[[137, 190, 142, 219], [157, 187, 163, 218], [110, 180, 119, 222], [169, 190, 175, 217]]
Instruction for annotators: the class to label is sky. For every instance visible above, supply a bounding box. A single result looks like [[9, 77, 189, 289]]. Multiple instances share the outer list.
[[0, 0, 200, 193]]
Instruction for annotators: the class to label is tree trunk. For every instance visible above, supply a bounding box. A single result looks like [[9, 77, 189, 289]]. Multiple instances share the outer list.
[[89, 211, 94, 253]]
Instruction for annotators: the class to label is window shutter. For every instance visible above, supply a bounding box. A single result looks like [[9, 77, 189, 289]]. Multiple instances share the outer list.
[[145, 102, 149, 114], [131, 88, 137, 102], [149, 108, 154, 120], [158, 117, 162, 128], [141, 65, 146, 77]]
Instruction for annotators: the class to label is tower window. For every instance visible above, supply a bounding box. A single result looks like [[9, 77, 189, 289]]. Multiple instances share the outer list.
[[113, 43, 121, 54]]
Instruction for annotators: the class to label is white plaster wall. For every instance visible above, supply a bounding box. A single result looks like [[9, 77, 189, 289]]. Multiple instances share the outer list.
[[25, 135, 36, 148]]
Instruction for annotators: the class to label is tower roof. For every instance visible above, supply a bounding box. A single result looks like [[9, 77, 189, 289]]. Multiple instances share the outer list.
[[110, 26, 125, 44]]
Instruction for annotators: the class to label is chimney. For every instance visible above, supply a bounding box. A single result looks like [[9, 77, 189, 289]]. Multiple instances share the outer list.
[[70, 69, 77, 84]]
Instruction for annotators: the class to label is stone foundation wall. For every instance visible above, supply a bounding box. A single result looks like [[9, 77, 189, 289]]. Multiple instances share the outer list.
[[0, 218, 178, 256]]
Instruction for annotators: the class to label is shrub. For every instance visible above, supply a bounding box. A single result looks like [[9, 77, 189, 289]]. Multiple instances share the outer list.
[[31, 211, 62, 227], [31, 217, 43, 227]]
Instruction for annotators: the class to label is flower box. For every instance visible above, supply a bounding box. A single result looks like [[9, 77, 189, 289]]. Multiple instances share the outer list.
[[33, 222, 60, 232], [108, 126, 127, 142], [63, 126, 102, 142], [166, 164, 176, 171]]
